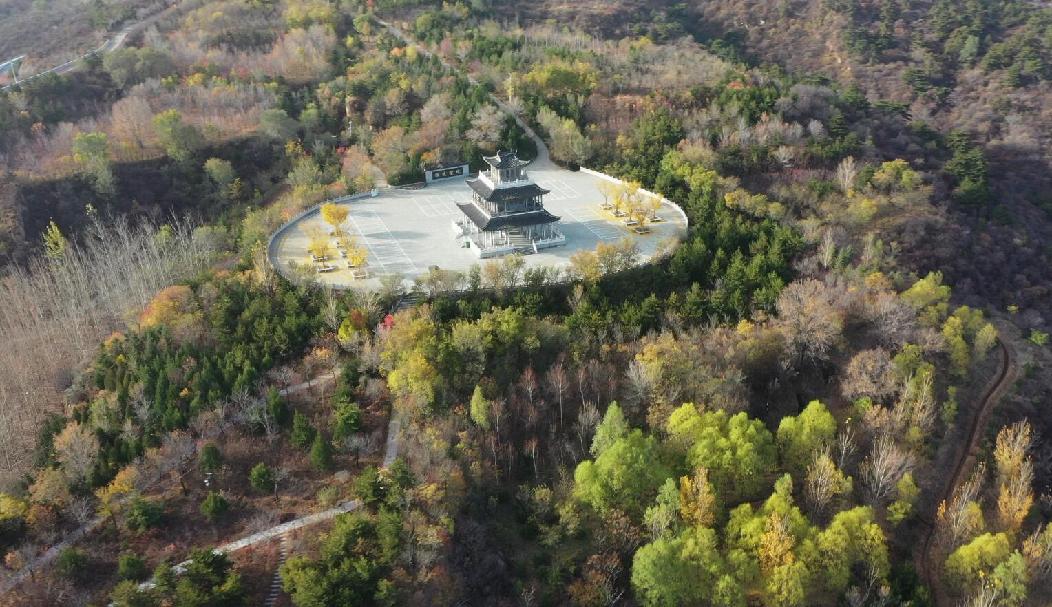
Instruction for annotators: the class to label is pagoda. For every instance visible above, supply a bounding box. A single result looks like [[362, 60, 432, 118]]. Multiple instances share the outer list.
[[454, 150, 564, 257]]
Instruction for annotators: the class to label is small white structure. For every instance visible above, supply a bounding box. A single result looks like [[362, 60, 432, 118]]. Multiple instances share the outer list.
[[424, 161, 470, 184]]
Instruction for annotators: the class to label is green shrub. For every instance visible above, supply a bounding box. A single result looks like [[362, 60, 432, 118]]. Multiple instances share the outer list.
[[332, 402, 361, 443], [200, 491, 230, 522], [291, 411, 316, 450], [56, 547, 88, 581], [267, 388, 290, 427], [310, 433, 334, 471], [249, 462, 274, 493], [126, 497, 164, 533], [353, 466, 385, 507], [317, 485, 341, 507], [198, 442, 223, 473], [117, 552, 148, 581]]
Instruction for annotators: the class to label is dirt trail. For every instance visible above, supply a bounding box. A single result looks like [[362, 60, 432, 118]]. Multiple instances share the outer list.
[[916, 337, 1017, 606]]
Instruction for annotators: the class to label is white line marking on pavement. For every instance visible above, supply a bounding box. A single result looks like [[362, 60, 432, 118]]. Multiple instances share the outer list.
[[562, 206, 623, 241]]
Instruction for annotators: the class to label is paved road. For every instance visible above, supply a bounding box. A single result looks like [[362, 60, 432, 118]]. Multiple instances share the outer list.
[[1, 27, 127, 92], [1, 2, 177, 92]]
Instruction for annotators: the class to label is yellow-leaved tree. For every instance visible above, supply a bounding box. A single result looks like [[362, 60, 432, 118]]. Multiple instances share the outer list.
[[679, 467, 717, 527], [96, 465, 140, 534], [307, 228, 332, 260], [320, 203, 349, 235], [994, 421, 1034, 534]]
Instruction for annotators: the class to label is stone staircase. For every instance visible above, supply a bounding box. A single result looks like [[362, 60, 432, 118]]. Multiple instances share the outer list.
[[393, 290, 426, 312], [507, 230, 535, 254], [264, 534, 290, 607]]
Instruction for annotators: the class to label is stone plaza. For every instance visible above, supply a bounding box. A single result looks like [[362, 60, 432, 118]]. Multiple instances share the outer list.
[[268, 158, 689, 290]]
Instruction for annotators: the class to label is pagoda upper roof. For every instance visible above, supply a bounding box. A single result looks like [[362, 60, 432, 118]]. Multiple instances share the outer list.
[[483, 150, 530, 170], [457, 202, 560, 231], [467, 178, 549, 202]]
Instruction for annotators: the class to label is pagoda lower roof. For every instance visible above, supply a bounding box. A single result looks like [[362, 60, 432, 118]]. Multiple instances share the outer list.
[[457, 202, 560, 231], [467, 178, 549, 202]]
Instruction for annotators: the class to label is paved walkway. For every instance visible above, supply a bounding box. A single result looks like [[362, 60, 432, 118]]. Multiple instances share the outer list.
[[0, 517, 106, 595], [216, 499, 361, 554], [134, 384, 403, 600], [264, 534, 290, 607], [283, 373, 335, 396]]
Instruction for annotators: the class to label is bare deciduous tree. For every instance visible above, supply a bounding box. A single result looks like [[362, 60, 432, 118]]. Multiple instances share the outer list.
[[110, 95, 155, 160], [936, 463, 986, 551], [836, 156, 858, 193], [520, 367, 539, 410], [841, 348, 898, 403], [997, 459, 1035, 533], [893, 371, 937, 437], [805, 448, 851, 517], [776, 278, 844, 368], [53, 422, 99, 484], [994, 421, 1032, 481], [465, 104, 504, 152], [1023, 524, 1052, 584], [624, 359, 654, 413], [575, 402, 600, 455], [994, 422, 1035, 533], [861, 435, 913, 505], [546, 360, 569, 429], [836, 427, 857, 471], [0, 216, 217, 485]]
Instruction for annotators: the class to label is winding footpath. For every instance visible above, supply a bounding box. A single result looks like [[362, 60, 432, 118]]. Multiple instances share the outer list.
[[916, 337, 1017, 606], [0, 371, 400, 598]]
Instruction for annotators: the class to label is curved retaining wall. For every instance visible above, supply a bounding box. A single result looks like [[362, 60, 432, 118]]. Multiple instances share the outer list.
[[266, 190, 378, 284], [578, 167, 690, 230]]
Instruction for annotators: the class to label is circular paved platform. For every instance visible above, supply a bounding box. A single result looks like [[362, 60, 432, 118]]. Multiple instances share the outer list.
[[268, 163, 688, 290]]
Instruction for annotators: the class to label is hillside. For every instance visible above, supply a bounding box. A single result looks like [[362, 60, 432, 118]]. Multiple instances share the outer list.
[[0, 0, 168, 73], [0, 1, 1049, 606], [686, 0, 1052, 323]]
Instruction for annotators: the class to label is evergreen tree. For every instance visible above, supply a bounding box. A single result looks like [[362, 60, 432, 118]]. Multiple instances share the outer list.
[[198, 442, 222, 473], [249, 462, 274, 494], [200, 491, 229, 522], [291, 411, 316, 450], [310, 433, 334, 471]]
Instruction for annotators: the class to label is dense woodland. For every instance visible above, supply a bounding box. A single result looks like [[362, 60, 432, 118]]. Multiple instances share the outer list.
[[0, 0, 1050, 606]]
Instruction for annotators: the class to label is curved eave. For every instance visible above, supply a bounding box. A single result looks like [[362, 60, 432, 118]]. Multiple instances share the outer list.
[[457, 202, 560, 231]]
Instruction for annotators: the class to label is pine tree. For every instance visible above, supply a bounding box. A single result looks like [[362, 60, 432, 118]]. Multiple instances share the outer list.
[[200, 491, 229, 522], [310, 434, 333, 471], [291, 411, 316, 450], [198, 442, 222, 473], [249, 462, 274, 493]]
